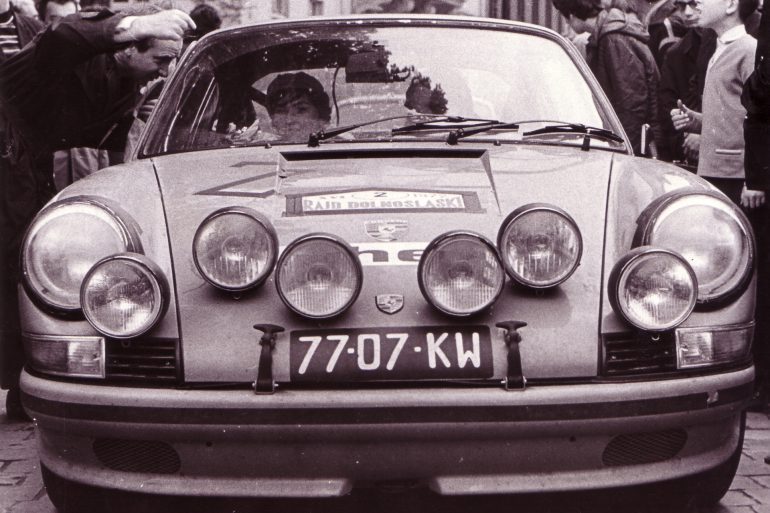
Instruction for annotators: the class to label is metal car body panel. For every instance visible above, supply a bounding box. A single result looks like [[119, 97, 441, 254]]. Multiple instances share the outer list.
[[153, 143, 612, 382]]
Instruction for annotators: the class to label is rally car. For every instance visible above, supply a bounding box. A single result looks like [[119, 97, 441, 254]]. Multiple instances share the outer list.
[[19, 14, 755, 511]]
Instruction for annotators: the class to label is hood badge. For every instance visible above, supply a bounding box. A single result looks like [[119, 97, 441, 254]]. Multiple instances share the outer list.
[[376, 294, 404, 315], [365, 220, 408, 242]]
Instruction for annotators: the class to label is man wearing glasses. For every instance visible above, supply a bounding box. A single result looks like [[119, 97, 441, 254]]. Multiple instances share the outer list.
[[657, 0, 717, 163]]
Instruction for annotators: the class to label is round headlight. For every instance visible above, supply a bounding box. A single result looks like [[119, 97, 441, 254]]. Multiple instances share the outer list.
[[22, 197, 141, 314], [275, 234, 362, 319], [635, 192, 753, 305], [497, 204, 582, 288], [193, 208, 278, 291], [81, 253, 169, 339], [608, 247, 697, 332], [418, 232, 505, 316]]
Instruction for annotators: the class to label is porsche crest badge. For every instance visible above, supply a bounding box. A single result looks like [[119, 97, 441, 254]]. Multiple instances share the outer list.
[[364, 220, 408, 242], [375, 294, 404, 314]]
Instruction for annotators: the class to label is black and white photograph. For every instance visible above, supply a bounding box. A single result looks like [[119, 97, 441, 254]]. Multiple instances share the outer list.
[[1, 0, 770, 512]]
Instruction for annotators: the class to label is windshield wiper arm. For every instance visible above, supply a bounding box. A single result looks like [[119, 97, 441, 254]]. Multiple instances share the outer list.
[[446, 121, 520, 145], [522, 123, 625, 148], [308, 114, 451, 147]]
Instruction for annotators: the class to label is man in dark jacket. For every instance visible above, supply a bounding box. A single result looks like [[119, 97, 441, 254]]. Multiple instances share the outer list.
[[656, 0, 716, 164], [552, 0, 661, 156], [0, 6, 194, 419]]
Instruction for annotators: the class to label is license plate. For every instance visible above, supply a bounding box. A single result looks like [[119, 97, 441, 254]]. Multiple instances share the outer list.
[[289, 326, 493, 383]]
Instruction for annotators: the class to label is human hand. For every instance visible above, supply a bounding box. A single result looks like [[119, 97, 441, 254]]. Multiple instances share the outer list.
[[137, 99, 158, 122], [670, 99, 701, 132], [682, 132, 700, 161], [128, 10, 196, 42], [741, 184, 766, 209]]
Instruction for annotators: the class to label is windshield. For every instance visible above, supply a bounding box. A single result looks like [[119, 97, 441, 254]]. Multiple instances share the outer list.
[[141, 22, 618, 156]]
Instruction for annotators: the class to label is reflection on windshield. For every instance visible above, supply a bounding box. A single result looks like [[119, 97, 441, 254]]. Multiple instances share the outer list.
[[143, 24, 612, 155]]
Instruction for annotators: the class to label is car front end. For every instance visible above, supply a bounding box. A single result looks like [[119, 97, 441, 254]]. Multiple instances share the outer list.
[[18, 15, 754, 509]]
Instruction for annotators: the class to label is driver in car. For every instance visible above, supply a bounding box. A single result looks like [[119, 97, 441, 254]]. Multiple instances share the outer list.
[[266, 72, 331, 140]]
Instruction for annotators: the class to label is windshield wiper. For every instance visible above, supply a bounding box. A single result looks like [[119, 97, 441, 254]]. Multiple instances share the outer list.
[[522, 123, 624, 150], [308, 114, 451, 147], [445, 121, 520, 145], [392, 116, 505, 134]]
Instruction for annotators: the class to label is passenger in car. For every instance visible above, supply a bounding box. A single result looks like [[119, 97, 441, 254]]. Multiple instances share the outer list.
[[265, 72, 331, 141]]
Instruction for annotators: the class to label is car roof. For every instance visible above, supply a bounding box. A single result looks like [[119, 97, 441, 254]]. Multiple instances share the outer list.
[[195, 14, 566, 47]]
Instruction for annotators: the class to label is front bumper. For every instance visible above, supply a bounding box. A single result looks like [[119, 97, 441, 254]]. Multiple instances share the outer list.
[[22, 367, 752, 497]]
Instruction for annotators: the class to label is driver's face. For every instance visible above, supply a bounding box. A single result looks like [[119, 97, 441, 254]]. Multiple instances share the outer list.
[[271, 94, 326, 139]]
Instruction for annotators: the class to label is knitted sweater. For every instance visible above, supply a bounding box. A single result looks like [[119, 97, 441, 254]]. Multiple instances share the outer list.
[[698, 33, 756, 179]]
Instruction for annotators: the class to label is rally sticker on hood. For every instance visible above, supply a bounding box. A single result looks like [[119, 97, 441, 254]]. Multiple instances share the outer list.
[[286, 189, 482, 216]]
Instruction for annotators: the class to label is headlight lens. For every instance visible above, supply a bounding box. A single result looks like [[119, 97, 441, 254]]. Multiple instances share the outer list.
[[419, 232, 505, 316], [609, 247, 698, 332], [81, 253, 168, 339], [193, 208, 278, 291], [275, 234, 362, 318], [22, 198, 140, 313], [497, 204, 582, 288], [635, 193, 753, 305]]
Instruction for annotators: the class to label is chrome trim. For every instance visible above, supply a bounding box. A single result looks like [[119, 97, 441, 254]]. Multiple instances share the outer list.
[[418, 230, 504, 317], [275, 233, 363, 319], [21, 196, 143, 316], [80, 253, 169, 339], [192, 207, 278, 292], [496, 203, 583, 289]]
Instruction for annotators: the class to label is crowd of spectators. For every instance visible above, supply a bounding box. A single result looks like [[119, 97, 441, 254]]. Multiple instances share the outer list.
[[555, 0, 770, 411]]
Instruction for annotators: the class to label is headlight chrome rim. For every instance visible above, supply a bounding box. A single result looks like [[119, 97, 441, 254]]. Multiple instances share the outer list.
[[21, 196, 143, 316], [418, 230, 505, 317], [192, 207, 278, 292], [80, 253, 169, 339], [608, 246, 698, 332], [496, 203, 583, 289], [634, 190, 754, 308], [275, 233, 363, 319]]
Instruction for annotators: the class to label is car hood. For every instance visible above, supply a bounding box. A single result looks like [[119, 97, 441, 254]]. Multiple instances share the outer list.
[[153, 143, 615, 383]]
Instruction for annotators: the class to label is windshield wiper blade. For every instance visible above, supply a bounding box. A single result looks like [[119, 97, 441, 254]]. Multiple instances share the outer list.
[[522, 123, 625, 146], [392, 116, 504, 134], [446, 121, 520, 145], [307, 114, 451, 147]]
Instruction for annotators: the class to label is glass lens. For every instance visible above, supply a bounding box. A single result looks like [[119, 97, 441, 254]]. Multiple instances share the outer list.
[[422, 235, 504, 315], [83, 259, 162, 337], [502, 210, 580, 286], [195, 213, 274, 289], [619, 253, 696, 330], [25, 205, 127, 310], [278, 239, 359, 317], [650, 197, 750, 301]]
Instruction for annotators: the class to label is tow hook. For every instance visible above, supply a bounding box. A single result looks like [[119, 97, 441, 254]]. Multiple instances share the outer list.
[[496, 320, 527, 391], [253, 324, 285, 394]]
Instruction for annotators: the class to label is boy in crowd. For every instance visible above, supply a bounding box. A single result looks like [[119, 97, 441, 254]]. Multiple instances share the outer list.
[[673, 0, 768, 409]]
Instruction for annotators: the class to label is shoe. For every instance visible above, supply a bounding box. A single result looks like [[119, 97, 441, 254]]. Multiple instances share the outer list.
[[4, 386, 31, 422]]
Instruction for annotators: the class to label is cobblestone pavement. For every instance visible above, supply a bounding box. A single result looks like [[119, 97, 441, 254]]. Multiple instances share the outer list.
[[2, 389, 769, 513]]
